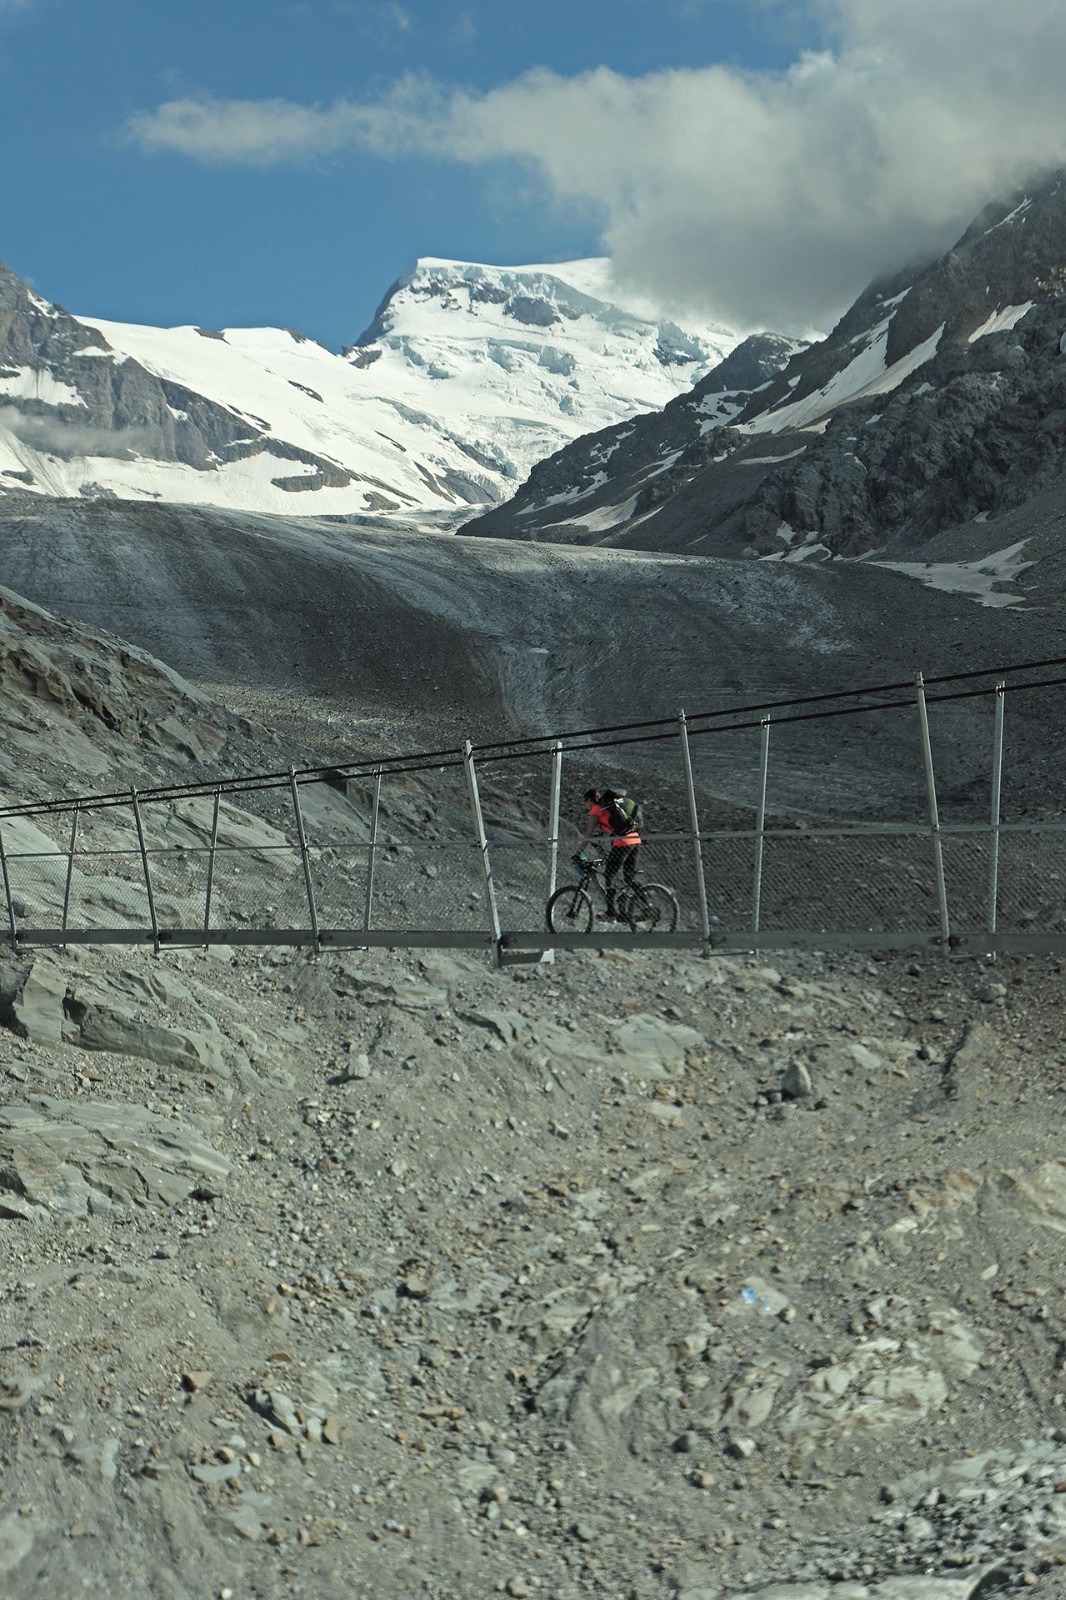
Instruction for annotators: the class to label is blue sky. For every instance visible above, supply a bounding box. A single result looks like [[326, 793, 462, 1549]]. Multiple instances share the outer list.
[[3, 0, 1065, 344], [1, 0, 796, 342]]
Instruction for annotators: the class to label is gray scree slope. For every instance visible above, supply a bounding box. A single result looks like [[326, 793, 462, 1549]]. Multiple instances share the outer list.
[[0, 588, 1064, 1599]]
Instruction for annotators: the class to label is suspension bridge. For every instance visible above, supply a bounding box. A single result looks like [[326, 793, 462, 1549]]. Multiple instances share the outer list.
[[2, 656, 1066, 964]]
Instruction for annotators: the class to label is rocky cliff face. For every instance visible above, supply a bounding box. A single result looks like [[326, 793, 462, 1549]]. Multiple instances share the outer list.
[[739, 173, 1066, 558], [463, 172, 1066, 562], [460, 331, 805, 545], [0, 265, 274, 483]]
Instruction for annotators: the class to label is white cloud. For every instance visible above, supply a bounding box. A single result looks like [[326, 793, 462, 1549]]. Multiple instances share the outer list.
[[123, 0, 1066, 329], [124, 95, 372, 165]]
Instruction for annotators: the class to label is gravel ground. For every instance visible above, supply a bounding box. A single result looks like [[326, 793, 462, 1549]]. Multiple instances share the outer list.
[[1, 533, 1065, 1599], [2, 936, 1066, 1600]]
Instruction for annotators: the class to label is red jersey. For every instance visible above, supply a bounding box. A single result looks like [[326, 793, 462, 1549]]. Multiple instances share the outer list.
[[589, 802, 640, 847]]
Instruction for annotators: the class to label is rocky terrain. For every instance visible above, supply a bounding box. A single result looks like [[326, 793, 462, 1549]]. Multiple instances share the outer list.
[[4, 163, 1066, 1600], [5, 487, 1066, 823], [462, 173, 1066, 563], [459, 334, 805, 549], [0, 570, 1065, 1600], [3, 872, 1066, 1600]]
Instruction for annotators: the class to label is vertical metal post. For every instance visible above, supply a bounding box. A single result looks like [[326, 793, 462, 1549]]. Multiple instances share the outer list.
[[987, 682, 1005, 937], [463, 740, 503, 964], [131, 789, 160, 953], [915, 673, 951, 946], [752, 717, 771, 935], [679, 711, 712, 947], [289, 768, 320, 954], [363, 769, 382, 934], [547, 742, 563, 901], [0, 824, 17, 947], [203, 788, 221, 946], [61, 805, 80, 941]]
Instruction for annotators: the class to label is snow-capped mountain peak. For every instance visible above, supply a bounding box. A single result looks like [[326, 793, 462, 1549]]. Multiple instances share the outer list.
[[0, 254, 742, 518], [338, 256, 741, 498]]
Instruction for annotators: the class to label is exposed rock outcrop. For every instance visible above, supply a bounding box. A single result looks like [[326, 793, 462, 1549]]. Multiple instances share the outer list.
[[462, 171, 1066, 562]]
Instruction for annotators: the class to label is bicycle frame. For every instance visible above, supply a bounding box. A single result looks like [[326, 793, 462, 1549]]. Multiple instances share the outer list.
[[573, 857, 611, 912], [548, 849, 679, 937], [570, 852, 641, 917]]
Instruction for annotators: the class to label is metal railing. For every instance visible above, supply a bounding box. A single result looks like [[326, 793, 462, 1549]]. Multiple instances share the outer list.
[[2, 666, 1065, 963]]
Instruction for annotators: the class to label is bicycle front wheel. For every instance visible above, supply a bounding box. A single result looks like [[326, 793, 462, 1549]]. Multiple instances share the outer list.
[[625, 883, 679, 933], [546, 885, 595, 934]]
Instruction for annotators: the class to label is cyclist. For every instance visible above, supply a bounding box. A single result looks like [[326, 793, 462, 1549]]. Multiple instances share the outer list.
[[579, 786, 640, 920]]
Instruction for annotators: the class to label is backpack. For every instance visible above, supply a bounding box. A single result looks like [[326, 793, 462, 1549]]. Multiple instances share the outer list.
[[608, 796, 640, 836]]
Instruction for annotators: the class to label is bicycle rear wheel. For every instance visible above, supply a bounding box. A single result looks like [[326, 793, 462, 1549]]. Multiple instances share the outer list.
[[625, 883, 679, 933], [546, 884, 595, 934]]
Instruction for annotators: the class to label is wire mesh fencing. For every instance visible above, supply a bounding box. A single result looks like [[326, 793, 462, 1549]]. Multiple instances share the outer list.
[[2, 666, 1066, 957]]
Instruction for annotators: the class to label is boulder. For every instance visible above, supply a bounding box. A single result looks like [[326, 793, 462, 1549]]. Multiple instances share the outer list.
[[0, 1093, 231, 1217], [608, 1014, 704, 1079], [0, 954, 229, 1075]]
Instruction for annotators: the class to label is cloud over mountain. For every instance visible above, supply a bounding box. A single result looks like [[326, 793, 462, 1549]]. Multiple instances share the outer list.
[[124, 0, 1066, 329]]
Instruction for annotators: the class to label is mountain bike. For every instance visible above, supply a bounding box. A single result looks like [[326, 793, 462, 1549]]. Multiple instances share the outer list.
[[545, 852, 680, 935]]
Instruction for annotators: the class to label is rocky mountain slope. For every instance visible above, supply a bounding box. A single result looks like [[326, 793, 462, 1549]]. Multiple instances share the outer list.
[[5, 488, 1066, 820], [460, 332, 806, 546], [0, 581, 271, 798], [0, 257, 740, 518], [0, 588, 1065, 1600], [462, 172, 1066, 565]]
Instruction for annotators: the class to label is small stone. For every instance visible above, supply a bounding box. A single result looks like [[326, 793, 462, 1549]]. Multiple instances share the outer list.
[[506, 1580, 531, 1598], [331, 1054, 371, 1085], [781, 1061, 812, 1100], [673, 1431, 701, 1454], [223, 1503, 265, 1541], [727, 1436, 757, 1459], [67, 1440, 120, 1482], [182, 1370, 212, 1393], [322, 1417, 341, 1446], [191, 1460, 241, 1486]]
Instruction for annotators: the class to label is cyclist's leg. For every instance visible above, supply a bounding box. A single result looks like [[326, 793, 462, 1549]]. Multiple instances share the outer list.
[[623, 844, 640, 890], [604, 847, 623, 916]]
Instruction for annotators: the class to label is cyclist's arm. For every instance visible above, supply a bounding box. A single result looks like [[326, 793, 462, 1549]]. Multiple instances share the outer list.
[[578, 811, 601, 845]]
